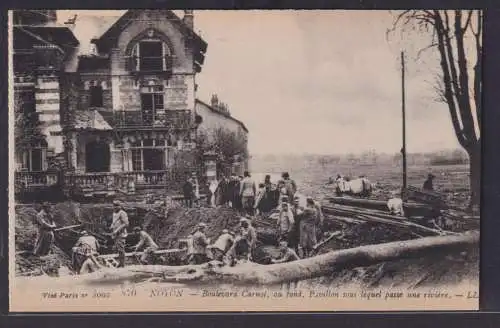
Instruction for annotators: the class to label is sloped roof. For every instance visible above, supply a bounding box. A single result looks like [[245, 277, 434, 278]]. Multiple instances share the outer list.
[[94, 10, 207, 52], [72, 110, 113, 131], [195, 99, 249, 133], [71, 14, 123, 57]]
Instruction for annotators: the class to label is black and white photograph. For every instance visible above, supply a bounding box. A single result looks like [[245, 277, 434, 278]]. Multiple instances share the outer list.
[[9, 9, 480, 311]]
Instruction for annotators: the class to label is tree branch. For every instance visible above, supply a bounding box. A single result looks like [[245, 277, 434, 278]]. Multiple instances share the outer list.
[[454, 10, 478, 146], [434, 11, 469, 148], [473, 10, 482, 130]]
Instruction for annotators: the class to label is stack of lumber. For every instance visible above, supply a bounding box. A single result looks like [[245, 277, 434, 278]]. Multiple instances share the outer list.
[[322, 204, 458, 236], [327, 196, 438, 218]]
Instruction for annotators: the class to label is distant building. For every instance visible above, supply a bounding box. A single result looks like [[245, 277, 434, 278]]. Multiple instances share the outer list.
[[195, 97, 249, 176], [13, 10, 250, 198]]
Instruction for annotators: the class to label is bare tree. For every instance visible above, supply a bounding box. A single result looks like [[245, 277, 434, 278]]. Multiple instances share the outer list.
[[389, 10, 482, 210]]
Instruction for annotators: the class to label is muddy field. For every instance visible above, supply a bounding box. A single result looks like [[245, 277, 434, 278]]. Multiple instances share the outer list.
[[252, 159, 470, 208]]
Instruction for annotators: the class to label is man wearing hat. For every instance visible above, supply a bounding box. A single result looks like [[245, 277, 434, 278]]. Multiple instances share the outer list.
[[277, 201, 295, 244], [282, 172, 297, 202], [189, 222, 210, 265], [72, 230, 100, 273], [34, 202, 57, 256], [240, 171, 256, 216], [110, 200, 129, 267], [209, 229, 235, 262], [228, 218, 257, 264], [423, 173, 435, 191], [132, 226, 159, 265]]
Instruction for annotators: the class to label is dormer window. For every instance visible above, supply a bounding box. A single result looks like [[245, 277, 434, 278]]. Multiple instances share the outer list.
[[131, 37, 172, 73]]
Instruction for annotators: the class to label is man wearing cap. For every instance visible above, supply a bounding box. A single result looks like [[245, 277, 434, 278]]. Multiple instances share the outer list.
[[190, 223, 210, 265], [423, 173, 435, 191], [289, 196, 303, 252], [182, 174, 195, 208], [240, 171, 256, 216], [191, 172, 200, 207], [228, 218, 256, 264], [272, 240, 300, 289], [72, 230, 100, 272], [132, 226, 159, 265], [272, 240, 300, 264], [277, 201, 295, 244], [300, 199, 320, 258], [110, 200, 129, 268], [34, 202, 57, 256], [210, 229, 234, 262], [282, 172, 297, 202]]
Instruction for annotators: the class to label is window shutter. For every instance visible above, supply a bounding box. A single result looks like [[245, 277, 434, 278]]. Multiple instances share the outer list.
[[162, 42, 167, 71], [132, 44, 140, 71], [42, 148, 48, 171], [22, 151, 28, 170]]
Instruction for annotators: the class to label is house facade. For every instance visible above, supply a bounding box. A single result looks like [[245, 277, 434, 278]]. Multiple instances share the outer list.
[[13, 10, 214, 198], [13, 10, 79, 196], [195, 97, 249, 177]]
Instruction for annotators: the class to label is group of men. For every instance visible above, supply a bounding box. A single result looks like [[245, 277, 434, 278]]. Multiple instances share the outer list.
[[186, 217, 257, 266], [276, 195, 324, 258]]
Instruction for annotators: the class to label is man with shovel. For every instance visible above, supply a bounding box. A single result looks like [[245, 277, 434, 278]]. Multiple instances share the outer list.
[[109, 200, 129, 268]]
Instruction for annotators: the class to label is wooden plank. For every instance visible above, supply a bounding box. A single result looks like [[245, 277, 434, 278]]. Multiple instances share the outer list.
[[97, 248, 187, 260], [327, 196, 437, 217]]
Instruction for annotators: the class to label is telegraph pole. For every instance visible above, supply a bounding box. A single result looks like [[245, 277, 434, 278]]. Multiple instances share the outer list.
[[401, 51, 407, 199]]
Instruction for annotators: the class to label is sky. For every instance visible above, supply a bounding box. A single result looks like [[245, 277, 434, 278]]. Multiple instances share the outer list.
[[58, 10, 464, 155]]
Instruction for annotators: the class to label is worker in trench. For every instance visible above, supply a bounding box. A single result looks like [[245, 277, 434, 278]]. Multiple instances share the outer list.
[[290, 196, 304, 253], [71, 230, 100, 273], [227, 218, 257, 265], [33, 202, 57, 256], [109, 200, 129, 268], [276, 199, 295, 246], [271, 240, 300, 289], [208, 229, 235, 262], [189, 222, 210, 265], [299, 199, 320, 258], [132, 226, 159, 265]]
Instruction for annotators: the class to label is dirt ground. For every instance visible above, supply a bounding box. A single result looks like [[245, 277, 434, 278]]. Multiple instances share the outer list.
[[14, 162, 478, 286]]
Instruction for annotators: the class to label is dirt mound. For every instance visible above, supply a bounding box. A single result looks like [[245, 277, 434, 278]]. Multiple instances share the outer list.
[[143, 206, 243, 249], [15, 204, 74, 275]]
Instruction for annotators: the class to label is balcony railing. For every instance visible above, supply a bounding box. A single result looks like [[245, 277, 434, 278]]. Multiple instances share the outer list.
[[15, 171, 60, 193], [63, 168, 200, 197], [106, 110, 193, 130]]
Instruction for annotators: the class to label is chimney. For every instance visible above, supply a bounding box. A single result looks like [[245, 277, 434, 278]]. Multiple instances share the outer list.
[[183, 10, 194, 29], [211, 94, 219, 107]]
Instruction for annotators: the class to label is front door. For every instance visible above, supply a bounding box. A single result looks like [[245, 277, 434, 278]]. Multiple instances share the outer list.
[[86, 140, 110, 172]]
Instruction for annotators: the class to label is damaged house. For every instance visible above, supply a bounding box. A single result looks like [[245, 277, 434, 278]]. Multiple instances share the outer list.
[[13, 10, 249, 199]]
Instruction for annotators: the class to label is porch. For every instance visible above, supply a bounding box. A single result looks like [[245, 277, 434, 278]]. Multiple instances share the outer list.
[[63, 169, 202, 198], [15, 170, 61, 193]]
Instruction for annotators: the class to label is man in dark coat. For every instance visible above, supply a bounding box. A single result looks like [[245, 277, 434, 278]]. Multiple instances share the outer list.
[[423, 173, 435, 191], [182, 174, 195, 208]]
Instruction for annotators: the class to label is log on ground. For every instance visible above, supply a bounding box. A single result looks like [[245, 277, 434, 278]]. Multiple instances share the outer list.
[[77, 230, 479, 286]]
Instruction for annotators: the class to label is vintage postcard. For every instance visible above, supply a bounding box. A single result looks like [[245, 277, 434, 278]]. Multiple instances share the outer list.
[[9, 9, 480, 312]]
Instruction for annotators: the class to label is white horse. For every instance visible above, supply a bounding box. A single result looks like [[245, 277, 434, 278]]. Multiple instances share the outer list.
[[331, 175, 372, 198]]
